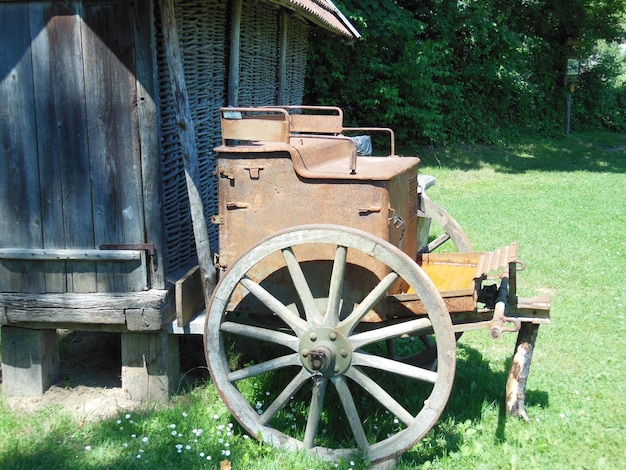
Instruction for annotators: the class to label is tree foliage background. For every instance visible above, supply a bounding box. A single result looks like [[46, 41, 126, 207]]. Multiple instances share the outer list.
[[304, 0, 626, 145]]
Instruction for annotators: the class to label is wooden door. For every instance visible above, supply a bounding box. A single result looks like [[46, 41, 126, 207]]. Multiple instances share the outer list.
[[0, 1, 149, 293]]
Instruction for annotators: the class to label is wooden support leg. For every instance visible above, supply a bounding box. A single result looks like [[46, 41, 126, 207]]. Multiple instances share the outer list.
[[121, 332, 179, 403], [505, 322, 540, 420], [1, 326, 59, 396]]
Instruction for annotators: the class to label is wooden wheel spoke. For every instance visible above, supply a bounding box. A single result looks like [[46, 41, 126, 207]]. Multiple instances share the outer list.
[[338, 271, 399, 335], [332, 375, 369, 453], [350, 317, 433, 350], [240, 276, 307, 335], [324, 245, 347, 326], [259, 368, 310, 425], [304, 376, 328, 449], [227, 354, 301, 382], [352, 352, 438, 384], [282, 247, 323, 326], [220, 321, 299, 351], [425, 233, 450, 253], [345, 367, 415, 426]]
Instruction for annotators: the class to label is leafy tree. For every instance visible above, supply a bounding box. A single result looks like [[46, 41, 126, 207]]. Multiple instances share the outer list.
[[304, 0, 626, 144]]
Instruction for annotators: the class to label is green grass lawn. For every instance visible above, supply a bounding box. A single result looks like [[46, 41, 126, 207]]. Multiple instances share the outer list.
[[1, 132, 625, 469]]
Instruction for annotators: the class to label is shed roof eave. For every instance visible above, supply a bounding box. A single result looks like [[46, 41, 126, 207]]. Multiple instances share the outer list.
[[267, 0, 361, 41]]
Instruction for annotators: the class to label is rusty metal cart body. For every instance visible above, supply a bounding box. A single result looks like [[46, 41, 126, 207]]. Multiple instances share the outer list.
[[200, 106, 550, 464]]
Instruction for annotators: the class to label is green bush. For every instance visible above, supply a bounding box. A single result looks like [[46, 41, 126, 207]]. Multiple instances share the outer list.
[[305, 0, 626, 145], [573, 41, 626, 132]]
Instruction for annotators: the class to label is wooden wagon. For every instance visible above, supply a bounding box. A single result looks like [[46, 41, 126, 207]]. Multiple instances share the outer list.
[[179, 105, 551, 464]]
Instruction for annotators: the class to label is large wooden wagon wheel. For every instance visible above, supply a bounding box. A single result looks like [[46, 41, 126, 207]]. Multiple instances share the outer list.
[[204, 225, 456, 463]]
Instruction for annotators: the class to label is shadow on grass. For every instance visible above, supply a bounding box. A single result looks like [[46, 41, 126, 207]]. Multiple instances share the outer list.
[[1, 333, 552, 469], [412, 133, 626, 174], [399, 343, 550, 466]]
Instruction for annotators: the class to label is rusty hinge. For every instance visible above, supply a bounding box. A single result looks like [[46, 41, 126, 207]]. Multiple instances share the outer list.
[[99, 242, 157, 272]]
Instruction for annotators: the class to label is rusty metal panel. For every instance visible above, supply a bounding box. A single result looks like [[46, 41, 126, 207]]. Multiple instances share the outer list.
[[474, 242, 519, 279], [216, 149, 421, 264], [216, 152, 392, 269]]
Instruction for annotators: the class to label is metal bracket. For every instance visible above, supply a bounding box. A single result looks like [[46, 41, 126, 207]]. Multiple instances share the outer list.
[[388, 208, 405, 250], [486, 277, 521, 338], [358, 206, 382, 214], [226, 201, 249, 210], [99, 242, 157, 278], [244, 166, 264, 179], [217, 167, 234, 180], [100, 242, 155, 257]]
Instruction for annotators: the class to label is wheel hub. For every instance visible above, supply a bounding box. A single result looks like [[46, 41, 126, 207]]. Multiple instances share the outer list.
[[299, 327, 351, 377]]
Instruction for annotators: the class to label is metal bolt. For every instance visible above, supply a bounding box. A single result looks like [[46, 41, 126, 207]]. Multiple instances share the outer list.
[[302, 349, 309, 357], [310, 332, 317, 342], [340, 349, 348, 357], [334, 365, 340, 374], [329, 332, 337, 341]]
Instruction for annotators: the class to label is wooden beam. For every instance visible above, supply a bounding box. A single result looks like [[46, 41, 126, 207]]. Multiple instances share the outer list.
[[175, 265, 204, 327], [277, 10, 288, 104], [228, 0, 242, 105], [0, 248, 142, 261], [0, 290, 173, 331], [505, 322, 540, 420], [158, 0, 216, 303]]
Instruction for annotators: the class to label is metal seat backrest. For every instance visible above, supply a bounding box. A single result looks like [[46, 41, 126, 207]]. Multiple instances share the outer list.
[[220, 107, 290, 144], [279, 106, 344, 135]]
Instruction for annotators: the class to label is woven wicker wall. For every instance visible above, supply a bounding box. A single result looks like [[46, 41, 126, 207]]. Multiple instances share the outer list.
[[155, 0, 228, 280], [238, 1, 280, 106], [155, 0, 309, 281], [283, 15, 308, 105]]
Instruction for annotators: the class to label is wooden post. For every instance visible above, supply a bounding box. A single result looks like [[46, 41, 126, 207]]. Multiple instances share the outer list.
[[228, 0, 242, 106], [505, 322, 540, 420], [1, 326, 59, 396], [121, 332, 179, 402], [277, 10, 288, 104], [158, 0, 216, 300]]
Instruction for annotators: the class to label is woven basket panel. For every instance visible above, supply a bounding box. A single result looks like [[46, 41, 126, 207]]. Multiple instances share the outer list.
[[239, 1, 280, 106], [283, 16, 308, 105], [156, 0, 227, 279]]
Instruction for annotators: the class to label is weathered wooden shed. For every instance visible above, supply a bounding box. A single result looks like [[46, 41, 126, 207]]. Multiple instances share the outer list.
[[0, 0, 358, 400]]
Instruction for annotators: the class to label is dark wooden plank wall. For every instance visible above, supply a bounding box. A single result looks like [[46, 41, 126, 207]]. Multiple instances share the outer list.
[[1, 1, 149, 294], [31, 3, 96, 293], [82, 3, 147, 292], [0, 3, 45, 293]]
